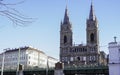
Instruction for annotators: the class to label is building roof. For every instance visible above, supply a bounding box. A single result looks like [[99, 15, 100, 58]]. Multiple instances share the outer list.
[[109, 42, 117, 45], [4, 46, 45, 54], [48, 56, 58, 61]]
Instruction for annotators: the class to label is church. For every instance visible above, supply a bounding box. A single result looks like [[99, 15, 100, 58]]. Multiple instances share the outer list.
[[60, 2, 107, 66]]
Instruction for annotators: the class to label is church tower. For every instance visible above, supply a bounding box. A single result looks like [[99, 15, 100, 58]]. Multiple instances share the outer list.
[[60, 7, 73, 62], [59, 2, 105, 66], [86, 3, 100, 64]]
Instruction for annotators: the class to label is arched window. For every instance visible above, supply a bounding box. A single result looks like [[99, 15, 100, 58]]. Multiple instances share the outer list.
[[90, 33, 94, 42], [64, 36, 67, 44], [77, 57, 80, 61]]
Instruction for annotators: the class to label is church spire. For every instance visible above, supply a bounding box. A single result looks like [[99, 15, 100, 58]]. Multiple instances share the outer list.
[[63, 6, 70, 24], [89, 1, 96, 21]]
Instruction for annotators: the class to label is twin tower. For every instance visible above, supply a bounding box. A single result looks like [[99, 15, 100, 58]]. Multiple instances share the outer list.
[[60, 3, 104, 66]]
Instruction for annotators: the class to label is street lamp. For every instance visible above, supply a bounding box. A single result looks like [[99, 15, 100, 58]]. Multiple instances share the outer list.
[[46, 56, 49, 75], [67, 61, 70, 68]]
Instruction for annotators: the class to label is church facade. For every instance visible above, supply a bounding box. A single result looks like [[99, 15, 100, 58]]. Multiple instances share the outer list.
[[60, 3, 106, 66]]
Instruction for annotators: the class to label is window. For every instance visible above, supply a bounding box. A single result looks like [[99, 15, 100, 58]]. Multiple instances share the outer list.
[[65, 57, 68, 62], [64, 36, 67, 44], [83, 56, 86, 61], [77, 57, 80, 61], [75, 48, 77, 52], [62, 57, 65, 62], [70, 57, 73, 61], [29, 56, 30, 59], [93, 56, 96, 61], [90, 33, 94, 42], [70, 49, 72, 52]]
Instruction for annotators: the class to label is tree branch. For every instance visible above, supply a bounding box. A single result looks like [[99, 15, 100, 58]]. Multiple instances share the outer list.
[[0, 0, 35, 27]]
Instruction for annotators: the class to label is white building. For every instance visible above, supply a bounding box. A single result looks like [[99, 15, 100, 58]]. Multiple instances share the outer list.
[[108, 41, 120, 75], [0, 46, 58, 70]]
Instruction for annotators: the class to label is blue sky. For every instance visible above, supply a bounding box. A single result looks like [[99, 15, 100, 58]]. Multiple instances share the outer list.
[[0, 0, 120, 59]]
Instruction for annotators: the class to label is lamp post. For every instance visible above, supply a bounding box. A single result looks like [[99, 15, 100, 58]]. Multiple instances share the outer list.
[[16, 48, 20, 75], [1, 49, 8, 75], [46, 56, 49, 75], [67, 61, 70, 68]]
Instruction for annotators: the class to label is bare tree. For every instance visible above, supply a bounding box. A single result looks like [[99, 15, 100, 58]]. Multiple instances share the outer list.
[[0, 0, 34, 27]]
